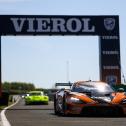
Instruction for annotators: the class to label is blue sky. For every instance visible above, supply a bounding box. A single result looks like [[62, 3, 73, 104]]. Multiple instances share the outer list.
[[0, 0, 126, 88]]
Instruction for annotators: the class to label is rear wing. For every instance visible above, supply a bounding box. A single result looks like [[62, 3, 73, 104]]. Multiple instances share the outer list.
[[55, 82, 73, 88]]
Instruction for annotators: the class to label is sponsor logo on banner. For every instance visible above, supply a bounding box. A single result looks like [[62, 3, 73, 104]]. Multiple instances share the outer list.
[[104, 18, 115, 31], [10, 18, 95, 33]]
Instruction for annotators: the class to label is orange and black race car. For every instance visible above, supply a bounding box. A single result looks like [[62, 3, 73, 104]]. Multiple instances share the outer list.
[[54, 81, 126, 116]]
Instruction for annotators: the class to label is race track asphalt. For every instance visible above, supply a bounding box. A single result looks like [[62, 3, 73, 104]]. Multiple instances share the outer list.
[[3, 98, 126, 126]]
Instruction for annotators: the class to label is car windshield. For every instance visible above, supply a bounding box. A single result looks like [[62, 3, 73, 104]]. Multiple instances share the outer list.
[[29, 92, 42, 96], [71, 83, 114, 94]]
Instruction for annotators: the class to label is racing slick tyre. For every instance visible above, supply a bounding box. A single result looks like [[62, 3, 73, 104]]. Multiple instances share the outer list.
[[62, 95, 68, 116], [25, 101, 29, 105], [54, 95, 59, 115]]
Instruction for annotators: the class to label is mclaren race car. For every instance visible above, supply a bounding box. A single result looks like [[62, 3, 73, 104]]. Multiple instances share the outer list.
[[54, 81, 126, 116]]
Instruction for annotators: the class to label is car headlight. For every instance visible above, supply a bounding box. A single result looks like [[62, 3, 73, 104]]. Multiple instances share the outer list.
[[67, 97, 84, 104]]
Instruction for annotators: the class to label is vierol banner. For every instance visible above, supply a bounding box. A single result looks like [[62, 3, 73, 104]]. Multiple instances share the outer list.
[[0, 15, 121, 87], [0, 15, 119, 36]]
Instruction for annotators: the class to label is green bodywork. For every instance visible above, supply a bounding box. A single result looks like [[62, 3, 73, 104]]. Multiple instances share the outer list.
[[25, 91, 49, 105]]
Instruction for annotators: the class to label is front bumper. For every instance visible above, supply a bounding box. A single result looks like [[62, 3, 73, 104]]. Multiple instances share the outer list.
[[65, 103, 126, 115], [25, 98, 49, 104]]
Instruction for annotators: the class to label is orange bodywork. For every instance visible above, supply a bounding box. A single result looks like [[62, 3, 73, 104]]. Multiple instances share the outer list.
[[65, 92, 126, 115], [55, 81, 126, 115]]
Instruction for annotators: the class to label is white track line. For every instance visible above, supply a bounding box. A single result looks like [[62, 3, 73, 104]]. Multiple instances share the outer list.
[[0, 97, 20, 126]]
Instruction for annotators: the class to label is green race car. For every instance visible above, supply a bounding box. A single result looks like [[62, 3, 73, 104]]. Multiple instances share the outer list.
[[25, 91, 49, 105]]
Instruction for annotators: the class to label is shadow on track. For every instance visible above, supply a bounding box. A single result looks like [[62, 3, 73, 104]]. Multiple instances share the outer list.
[[50, 112, 126, 118]]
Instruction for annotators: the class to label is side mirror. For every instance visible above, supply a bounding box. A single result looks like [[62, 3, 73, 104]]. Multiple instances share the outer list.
[[117, 88, 125, 92]]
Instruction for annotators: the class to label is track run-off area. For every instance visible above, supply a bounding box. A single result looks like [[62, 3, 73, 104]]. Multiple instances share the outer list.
[[1, 98, 126, 126]]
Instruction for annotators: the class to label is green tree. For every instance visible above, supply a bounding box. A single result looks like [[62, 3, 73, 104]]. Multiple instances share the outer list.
[[2, 82, 36, 94]]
